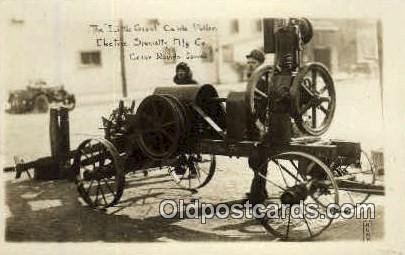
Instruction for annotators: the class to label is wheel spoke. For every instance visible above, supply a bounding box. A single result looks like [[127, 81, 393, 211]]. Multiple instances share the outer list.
[[103, 178, 116, 196], [311, 107, 317, 128], [94, 184, 100, 205], [274, 159, 303, 183], [274, 160, 290, 188], [346, 190, 355, 204], [311, 69, 317, 90], [319, 96, 331, 103], [195, 164, 202, 183], [305, 161, 316, 176], [302, 213, 314, 237], [300, 101, 313, 114], [160, 129, 175, 143], [98, 181, 109, 205], [156, 133, 166, 153], [86, 179, 95, 194], [255, 88, 268, 98], [286, 207, 291, 237], [161, 121, 176, 128], [257, 172, 287, 191], [318, 105, 329, 115], [300, 82, 315, 97]]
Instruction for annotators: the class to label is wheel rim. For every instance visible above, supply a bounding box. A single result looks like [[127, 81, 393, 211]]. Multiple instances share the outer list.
[[136, 95, 184, 160], [291, 63, 336, 136], [73, 138, 125, 209], [168, 154, 216, 190], [258, 151, 339, 241]]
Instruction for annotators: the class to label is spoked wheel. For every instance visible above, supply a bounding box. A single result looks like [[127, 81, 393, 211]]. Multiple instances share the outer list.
[[73, 138, 125, 209], [168, 154, 216, 190], [245, 64, 274, 136], [332, 150, 376, 205], [136, 95, 185, 160], [291, 63, 336, 136], [8, 95, 23, 113], [257, 151, 339, 241]]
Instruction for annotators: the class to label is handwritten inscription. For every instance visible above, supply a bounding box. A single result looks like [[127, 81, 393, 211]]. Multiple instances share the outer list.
[[89, 22, 217, 62], [89, 23, 217, 33], [95, 38, 208, 49]]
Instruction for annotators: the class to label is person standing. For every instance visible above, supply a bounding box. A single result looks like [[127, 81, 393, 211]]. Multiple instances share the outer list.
[[246, 47, 293, 205]]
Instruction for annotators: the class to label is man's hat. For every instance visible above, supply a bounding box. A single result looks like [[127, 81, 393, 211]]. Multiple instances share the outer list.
[[176, 62, 191, 72], [246, 49, 265, 63]]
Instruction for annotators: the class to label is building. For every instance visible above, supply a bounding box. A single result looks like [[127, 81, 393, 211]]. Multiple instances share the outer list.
[[306, 19, 380, 76], [2, 3, 380, 99]]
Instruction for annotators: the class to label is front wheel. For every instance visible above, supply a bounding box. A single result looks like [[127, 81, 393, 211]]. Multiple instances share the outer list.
[[73, 138, 125, 209], [257, 151, 339, 241]]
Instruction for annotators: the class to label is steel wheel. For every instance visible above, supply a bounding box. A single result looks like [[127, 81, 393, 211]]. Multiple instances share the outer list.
[[291, 63, 336, 136], [168, 154, 216, 190], [136, 95, 185, 160], [73, 138, 125, 209], [332, 150, 376, 205], [258, 151, 339, 241]]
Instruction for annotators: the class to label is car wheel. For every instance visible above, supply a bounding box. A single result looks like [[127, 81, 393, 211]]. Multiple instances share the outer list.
[[34, 95, 49, 113]]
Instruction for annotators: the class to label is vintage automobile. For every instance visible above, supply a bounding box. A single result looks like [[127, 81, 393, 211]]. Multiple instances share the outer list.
[[6, 80, 76, 113]]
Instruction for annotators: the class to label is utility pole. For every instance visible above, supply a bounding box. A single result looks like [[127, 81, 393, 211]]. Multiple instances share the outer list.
[[377, 19, 383, 116], [119, 18, 128, 98]]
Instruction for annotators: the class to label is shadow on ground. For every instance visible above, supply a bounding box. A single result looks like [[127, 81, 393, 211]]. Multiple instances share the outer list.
[[5, 177, 275, 242]]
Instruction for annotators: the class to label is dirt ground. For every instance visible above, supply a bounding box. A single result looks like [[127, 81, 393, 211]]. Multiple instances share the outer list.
[[4, 162, 384, 242]]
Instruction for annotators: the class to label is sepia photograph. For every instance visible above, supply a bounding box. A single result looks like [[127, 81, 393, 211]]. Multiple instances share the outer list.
[[0, 0, 404, 254]]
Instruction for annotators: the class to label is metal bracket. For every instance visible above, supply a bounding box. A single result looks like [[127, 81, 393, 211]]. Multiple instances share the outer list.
[[191, 103, 225, 138]]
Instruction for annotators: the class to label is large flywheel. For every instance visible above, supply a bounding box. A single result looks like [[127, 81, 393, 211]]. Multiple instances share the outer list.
[[290, 62, 336, 136], [135, 94, 185, 160]]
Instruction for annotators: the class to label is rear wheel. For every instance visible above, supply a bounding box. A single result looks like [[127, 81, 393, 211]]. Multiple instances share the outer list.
[[332, 150, 376, 205], [168, 154, 216, 190]]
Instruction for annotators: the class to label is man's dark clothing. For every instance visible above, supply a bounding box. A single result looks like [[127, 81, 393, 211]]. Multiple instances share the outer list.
[[173, 76, 197, 85]]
